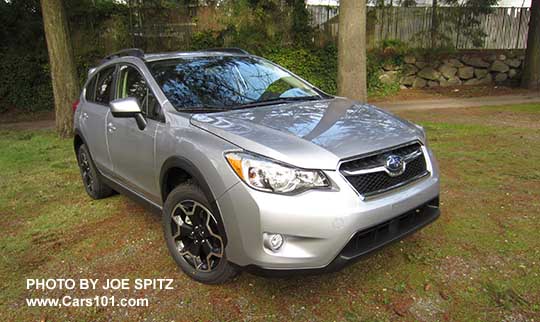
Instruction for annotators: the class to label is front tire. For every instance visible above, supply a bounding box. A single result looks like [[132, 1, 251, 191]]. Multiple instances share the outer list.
[[162, 183, 239, 284], [77, 144, 114, 199]]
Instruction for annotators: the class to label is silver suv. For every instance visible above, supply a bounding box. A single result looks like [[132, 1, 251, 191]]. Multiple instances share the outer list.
[[74, 48, 440, 284]]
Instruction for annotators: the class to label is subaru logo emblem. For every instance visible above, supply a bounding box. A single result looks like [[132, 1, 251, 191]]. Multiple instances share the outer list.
[[385, 155, 405, 176]]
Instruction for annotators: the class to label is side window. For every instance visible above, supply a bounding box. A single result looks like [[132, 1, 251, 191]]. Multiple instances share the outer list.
[[117, 65, 162, 121], [95, 66, 115, 105], [85, 75, 97, 102]]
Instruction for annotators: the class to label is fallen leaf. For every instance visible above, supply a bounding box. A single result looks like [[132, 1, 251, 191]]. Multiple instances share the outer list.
[[392, 297, 413, 317]]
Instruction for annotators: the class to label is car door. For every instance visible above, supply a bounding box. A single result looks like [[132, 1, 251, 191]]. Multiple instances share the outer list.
[[106, 64, 164, 203], [79, 65, 116, 174]]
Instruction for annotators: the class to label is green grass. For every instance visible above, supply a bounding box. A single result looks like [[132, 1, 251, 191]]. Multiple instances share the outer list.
[[1, 104, 539, 321]]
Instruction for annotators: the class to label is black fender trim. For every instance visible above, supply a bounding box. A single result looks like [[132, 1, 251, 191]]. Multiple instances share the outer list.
[[160, 156, 228, 245], [73, 129, 89, 154], [160, 156, 216, 203]]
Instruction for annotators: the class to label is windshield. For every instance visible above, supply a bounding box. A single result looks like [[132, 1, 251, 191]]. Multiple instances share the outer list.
[[149, 56, 322, 111]]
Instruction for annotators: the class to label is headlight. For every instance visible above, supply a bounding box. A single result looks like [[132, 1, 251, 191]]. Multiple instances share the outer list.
[[225, 152, 329, 194]]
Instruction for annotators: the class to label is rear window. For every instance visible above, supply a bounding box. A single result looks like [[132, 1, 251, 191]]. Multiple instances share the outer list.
[[85, 75, 97, 101]]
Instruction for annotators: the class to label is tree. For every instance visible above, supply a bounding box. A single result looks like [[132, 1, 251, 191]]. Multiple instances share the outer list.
[[430, 0, 439, 48], [521, 0, 540, 90], [427, 0, 497, 48], [337, 0, 367, 103], [40, 0, 79, 137], [289, 0, 313, 46]]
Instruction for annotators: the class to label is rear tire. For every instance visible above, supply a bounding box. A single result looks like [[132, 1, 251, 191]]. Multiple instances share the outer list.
[[162, 182, 239, 284], [77, 144, 114, 199]]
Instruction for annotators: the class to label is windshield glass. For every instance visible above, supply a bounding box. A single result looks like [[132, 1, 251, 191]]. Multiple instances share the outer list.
[[149, 56, 321, 111]]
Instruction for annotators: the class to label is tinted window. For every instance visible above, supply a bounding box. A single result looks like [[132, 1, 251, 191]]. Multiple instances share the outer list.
[[149, 56, 320, 111], [85, 75, 97, 102], [116, 65, 161, 121], [95, 66, 115, 104]]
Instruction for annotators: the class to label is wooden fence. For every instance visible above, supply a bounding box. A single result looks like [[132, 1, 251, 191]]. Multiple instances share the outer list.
[[307, 6, 531, 49]]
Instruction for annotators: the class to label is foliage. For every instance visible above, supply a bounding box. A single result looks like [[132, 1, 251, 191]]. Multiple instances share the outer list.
[[288, 0, 313, 46], [264, 46, 338, 95], [216, 0, 293, 51], [425, 0, 499, 48], [1, 0, 502, 113], [0, 0, 50, 112], [378, 39, 410, 58], [0, 0, 130, 112], [0, 0, 44, 53], [366, 46, 403, 97], [0, 51, 53, 113], [190, 31, 224, 51], [189, 0, 314, 53], [262, 42, 408, 97]]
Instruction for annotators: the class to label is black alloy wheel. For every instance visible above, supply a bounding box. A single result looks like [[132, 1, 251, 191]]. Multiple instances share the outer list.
[[170, 200, 224, 272], [162, 183, 239, 284], [76, 144, 114, 199]]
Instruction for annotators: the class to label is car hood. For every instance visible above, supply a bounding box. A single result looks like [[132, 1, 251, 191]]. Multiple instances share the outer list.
[[190, 98, 423, 170]]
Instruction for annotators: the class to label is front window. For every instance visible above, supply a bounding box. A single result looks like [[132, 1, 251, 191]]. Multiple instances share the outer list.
[[149, 56, 323, 112], [116, 65, 161, 121]]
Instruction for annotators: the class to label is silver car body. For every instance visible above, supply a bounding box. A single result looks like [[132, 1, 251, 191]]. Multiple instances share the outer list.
[[74, 51, 440, 271]]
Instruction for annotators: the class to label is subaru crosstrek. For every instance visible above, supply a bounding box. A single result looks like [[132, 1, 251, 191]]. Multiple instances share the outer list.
[[73, 48, 440, 284]]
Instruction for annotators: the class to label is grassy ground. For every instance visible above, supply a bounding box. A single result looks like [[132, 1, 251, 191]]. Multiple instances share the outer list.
[[1, 104, 539, 321]]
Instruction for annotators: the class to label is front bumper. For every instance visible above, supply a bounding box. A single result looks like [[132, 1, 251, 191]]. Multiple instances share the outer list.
[[247, 197, 439, 276], [216, 147, 440, 271]]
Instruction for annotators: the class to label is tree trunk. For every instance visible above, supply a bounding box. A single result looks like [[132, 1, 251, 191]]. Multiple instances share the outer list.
[[521, 0, 540, 90], [431, 0, 439, 48], [337, 0, 367, 103], [40, 0, 79, 138]]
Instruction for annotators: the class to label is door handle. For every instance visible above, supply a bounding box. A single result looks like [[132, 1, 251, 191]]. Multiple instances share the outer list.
[[107, 122, 117, 132], [82, 112, 89, 120]]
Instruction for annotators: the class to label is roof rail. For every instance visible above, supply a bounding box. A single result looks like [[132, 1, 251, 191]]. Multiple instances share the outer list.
[[203, 47, 250, 55], [100, 48, 145, 64]]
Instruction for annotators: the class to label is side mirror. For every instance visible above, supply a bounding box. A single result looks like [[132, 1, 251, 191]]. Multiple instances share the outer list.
[[109, 97, 147, 130]]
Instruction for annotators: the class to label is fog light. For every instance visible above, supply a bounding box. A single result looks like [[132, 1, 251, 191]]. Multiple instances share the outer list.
[[264, 233, 284, 252]]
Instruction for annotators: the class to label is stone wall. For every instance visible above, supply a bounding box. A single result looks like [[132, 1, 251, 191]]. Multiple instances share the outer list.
[[379, 52, 525, 89]]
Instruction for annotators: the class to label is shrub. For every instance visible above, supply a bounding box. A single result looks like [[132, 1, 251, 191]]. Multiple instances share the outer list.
[[263, 45, 338, 95], [0, 51, 53, 112]]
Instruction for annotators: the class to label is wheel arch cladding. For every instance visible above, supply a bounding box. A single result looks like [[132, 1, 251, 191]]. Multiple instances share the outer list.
[[73, 129, 87, 154], [160, 156, 229, 245], [160, 156, 217, 205]]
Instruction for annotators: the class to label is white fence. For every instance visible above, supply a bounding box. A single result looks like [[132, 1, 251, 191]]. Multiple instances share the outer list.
[[307, 6, 531, 49]]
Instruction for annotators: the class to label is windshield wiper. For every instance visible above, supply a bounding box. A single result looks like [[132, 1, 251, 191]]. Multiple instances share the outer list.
[[233, 95, 323, 109], [180, 96, 323, 113], [181, 106, 230, 113]]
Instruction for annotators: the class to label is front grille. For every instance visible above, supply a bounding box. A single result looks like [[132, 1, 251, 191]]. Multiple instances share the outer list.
[[340, 143, 422, 172], [340, 142, 429, 197], [341, 197, 440, 259]]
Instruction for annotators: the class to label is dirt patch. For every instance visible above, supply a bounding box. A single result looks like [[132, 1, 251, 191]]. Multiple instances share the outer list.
[[0, 108, 54, 124], [0, 119, 55, 131], [17, 213, 126, 273], [390, 296, 414, 317], [438, 256, 479, 283], [409, 296, 446, 321]]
